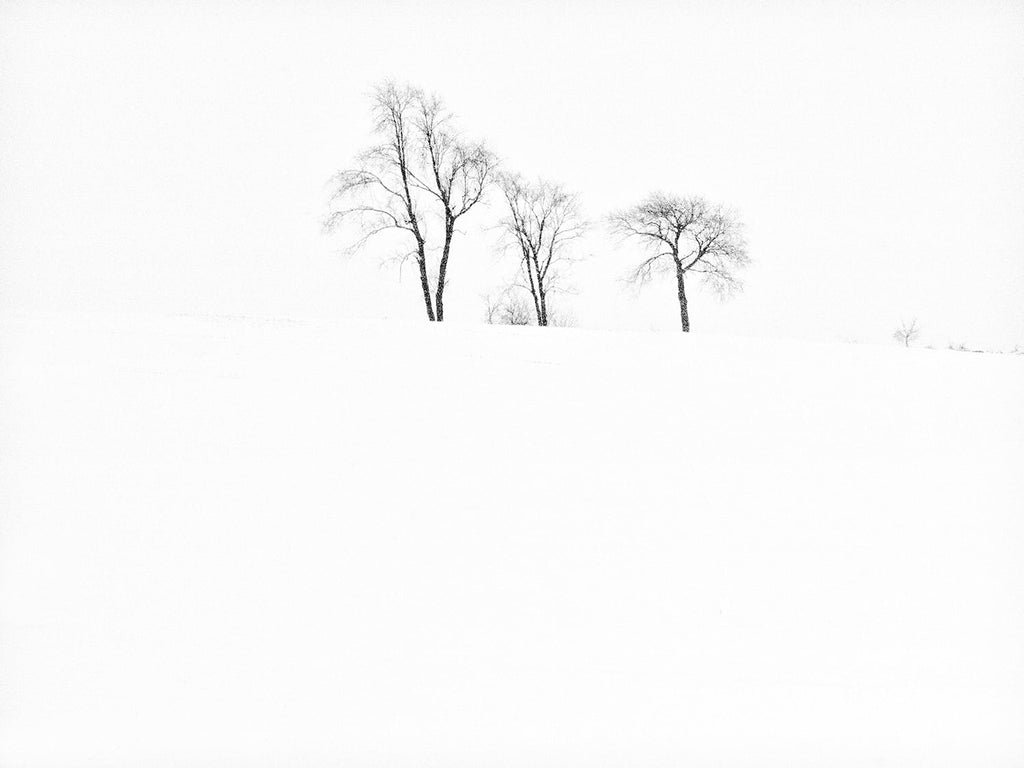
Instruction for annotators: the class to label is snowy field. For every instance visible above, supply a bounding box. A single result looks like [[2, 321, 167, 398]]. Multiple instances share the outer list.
[[1, 313, 1022, 767]]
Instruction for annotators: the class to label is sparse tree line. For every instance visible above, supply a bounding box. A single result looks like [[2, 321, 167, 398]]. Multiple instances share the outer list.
[[325, 81, 749, 332], [891, 317, 1022, 354], [326, 82, 1019, 352]]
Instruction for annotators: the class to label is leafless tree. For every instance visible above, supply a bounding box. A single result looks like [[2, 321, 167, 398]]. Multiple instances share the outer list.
[[947, 341, 983, 353], [325, 82, 497, 321], [483, 289, 532, 326], [496, 173, 586, 326], [893, 318, 920, 347], [608, 192, 749, 332], [547, 308, 576, 328], [414, 93, 498, 320]]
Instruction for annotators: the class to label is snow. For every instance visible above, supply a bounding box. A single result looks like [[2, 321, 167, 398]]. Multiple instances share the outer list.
[[1, 313, 1022, 767]]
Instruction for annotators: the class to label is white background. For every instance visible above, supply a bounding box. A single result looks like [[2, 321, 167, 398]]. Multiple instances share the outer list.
[[2, 3, 1023, 766]]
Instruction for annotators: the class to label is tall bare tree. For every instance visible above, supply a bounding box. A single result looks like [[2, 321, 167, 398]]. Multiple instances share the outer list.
[[497, 173, 586, 326], [609, 193, 749, 332], [325, 82, 497, 321], [413, 94, 497, 320]]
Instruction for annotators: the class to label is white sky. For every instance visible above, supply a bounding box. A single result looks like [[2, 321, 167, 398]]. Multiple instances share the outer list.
[[2, 0, 1022, 347]]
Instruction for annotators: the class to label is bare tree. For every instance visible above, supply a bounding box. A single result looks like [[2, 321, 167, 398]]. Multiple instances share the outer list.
[[893, 318, 920, 347], [947, 341, 983, 353], [414, 93, 498, 320], [483, 289, 532, 326], [325, 82, 497, 321], [547, 308, 576, 328], [608, 192, 749, 332], [497, 173, 586, 326]]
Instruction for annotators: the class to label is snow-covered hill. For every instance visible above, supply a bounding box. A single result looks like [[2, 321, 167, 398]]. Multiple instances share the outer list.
[[1, 314, 1022, 767]]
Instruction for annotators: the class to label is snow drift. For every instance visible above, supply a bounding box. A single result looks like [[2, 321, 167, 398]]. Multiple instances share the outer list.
[[1, 314, 1022, 767]]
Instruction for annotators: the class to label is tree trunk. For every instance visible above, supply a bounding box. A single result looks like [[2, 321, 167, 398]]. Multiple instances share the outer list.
[[434, 219, 454, 322], [538, 287, 548, 327], [415, 241, 435, 321], [675, 263, 690, 332], [531, 291, 544, 326], [523, 254, 543, 326]]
